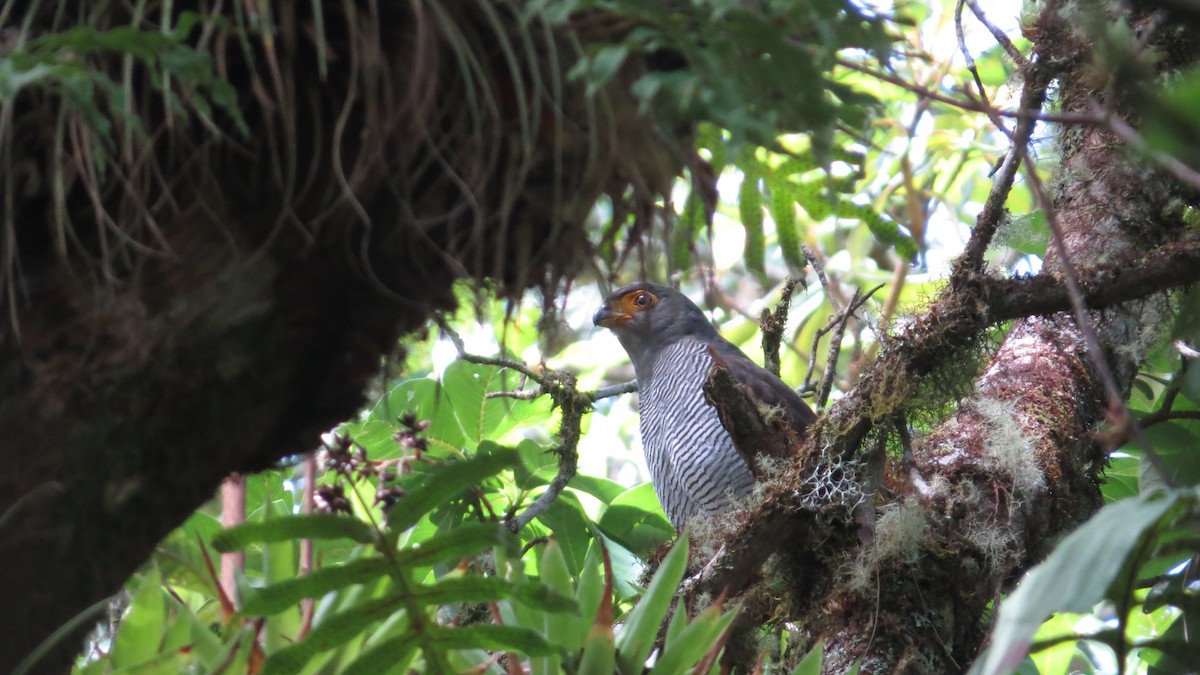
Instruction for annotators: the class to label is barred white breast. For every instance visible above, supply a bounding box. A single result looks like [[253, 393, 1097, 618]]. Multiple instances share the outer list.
[[638, 337, 756, 529]]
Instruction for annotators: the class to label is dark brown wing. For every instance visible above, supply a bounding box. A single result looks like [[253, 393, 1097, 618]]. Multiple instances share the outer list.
[[708, 343, 816, 434], [704, 343, 816, 477]]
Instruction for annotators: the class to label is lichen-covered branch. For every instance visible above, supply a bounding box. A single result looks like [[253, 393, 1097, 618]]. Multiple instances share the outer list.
[[441, 325, 633, 533]]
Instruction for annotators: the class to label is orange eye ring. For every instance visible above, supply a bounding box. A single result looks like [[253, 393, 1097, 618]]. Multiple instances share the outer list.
[[624, 290, 656, 312]]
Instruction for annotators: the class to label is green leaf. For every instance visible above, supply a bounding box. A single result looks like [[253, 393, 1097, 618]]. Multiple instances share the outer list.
[[791, 640, 824, 675], [111, 568, 167, 667], [740, 171, 766, 277], [537, 540, 580, 657], [971, 492, 1180, 675], [652, 601, 739, 673], [442, 361, 552, 445], [431, 623, 558, 656], [767, 174, 806, 273], [578, 541, 617, 675], [575, 544, 607, 639], [211, 514, 375, 552], [573, 44, 630, 96], [375, 378, 467, 455], [240, 558, 390, 616], [1142, 423, 1200, 490], [616, 535, 690, 673], [536, 496, 592, 575], [568, 474, 627, 504], [598, 483, 674, 555], [514, 582, 579, 613], [393, 522, 515, 568], [388, 446, 520, 533], [1102, 455, 1141, 502], [412, 575, 570, 610], [832, 201, 918, 259], [664, 598, 688, 650], [342, 633, 418, 675], [262, 594, 403, 675], [671, 192, 705, 273]]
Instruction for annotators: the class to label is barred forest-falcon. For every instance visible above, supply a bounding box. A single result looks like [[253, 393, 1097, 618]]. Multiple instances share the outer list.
[[594, 282, 816, 530]]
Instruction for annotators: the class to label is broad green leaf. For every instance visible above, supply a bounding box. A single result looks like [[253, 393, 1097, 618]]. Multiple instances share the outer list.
[[412, 575, 571, 611], [111, 569, 166, 667], [175, 597, 225, 669], [1029, 613, 1085, 675], [514, 582, 578, 613], [1141, 423, 1200, 490], [375, 378, 467, 455], [578, 625, 616, 675], [616, 535, 690, 673], [568, 474, 627, 504], [536, 496, 592, 575], [1102, 455, 1140, 502], [263, 493, 300, 650], [596, 532, 645, 600], [211, 514, 375, 552], [971, 491, 1179, 675], [598, 483, 674, 555], [516, 438, 557, 489], [441, 360, 552, 445], [570, 43, 630, 96]]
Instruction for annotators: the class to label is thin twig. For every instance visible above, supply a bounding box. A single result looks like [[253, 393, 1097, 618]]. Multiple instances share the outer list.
[[835, 58, 1093, 125], [964, 0, 1027, 67], [956, 0, 1004, 136], [433, 318, 632, 531], [802, 243, 842, 313], [1141, 410, 1200, 427], [954, 57, 1053, 275], [761, 277, 800, 377], [816, 284, 885, 408]]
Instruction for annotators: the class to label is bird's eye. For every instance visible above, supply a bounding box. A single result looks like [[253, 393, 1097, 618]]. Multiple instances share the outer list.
[[633, 292, 652, 308]]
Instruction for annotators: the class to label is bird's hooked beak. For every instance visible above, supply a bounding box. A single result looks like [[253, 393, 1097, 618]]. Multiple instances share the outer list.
[[592, 303, 629, 328]]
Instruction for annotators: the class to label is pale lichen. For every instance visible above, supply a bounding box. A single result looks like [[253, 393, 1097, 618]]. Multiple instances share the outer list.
[[843, 499, 929, 594], [974, 397, 1046, 496]]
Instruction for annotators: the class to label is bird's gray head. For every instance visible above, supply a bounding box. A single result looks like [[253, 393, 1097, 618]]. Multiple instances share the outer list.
[[592, 282, 720, 373]]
